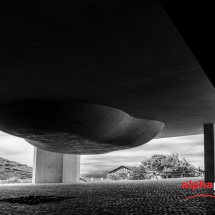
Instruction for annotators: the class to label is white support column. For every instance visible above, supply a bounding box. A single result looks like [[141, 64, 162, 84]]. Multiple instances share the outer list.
[[32, 147, 80, 184], [32, 147, 63, 183], [62, 154, 80, 183]]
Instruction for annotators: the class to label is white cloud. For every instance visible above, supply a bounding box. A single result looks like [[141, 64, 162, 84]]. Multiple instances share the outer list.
[[0, 131, 34, 166], [81, 134, 204, 177]]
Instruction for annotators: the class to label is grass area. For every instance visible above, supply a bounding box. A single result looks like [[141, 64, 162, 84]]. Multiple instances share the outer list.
[[0, 157, 32, 181]]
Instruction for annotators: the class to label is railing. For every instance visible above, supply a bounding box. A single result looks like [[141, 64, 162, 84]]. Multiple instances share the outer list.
[[161, 171, 197, 179]]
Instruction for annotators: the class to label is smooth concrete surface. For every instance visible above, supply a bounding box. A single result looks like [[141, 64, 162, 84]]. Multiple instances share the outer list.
[[204, 124, 215, 182], [63, 154, 80, 183], [0, 1, 215, 143], [0, 101, 164, 154], [160, 1, 215, 89], [33, 147, 80, 183]]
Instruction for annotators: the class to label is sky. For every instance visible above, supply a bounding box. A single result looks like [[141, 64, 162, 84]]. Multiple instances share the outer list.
[[0, 131, 204, 178]]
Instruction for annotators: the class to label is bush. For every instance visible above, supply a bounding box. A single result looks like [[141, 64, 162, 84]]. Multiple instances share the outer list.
[[107, 172, 129, 180], [7, 177, 19, 183], [129, 166, 150, 180]]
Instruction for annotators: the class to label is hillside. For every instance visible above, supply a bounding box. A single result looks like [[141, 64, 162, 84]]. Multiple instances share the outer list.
[[0, 157, 32, 180]]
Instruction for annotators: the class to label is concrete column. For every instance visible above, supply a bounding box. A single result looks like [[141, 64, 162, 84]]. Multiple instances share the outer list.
[[204, 124, 215, 182], [62, 154, 80, 183], [33, 147, 80, 183], [32, 147, 63, 183]]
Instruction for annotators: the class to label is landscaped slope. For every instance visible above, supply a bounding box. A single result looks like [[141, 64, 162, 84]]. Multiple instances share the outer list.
[[0, 157, 32, 180]]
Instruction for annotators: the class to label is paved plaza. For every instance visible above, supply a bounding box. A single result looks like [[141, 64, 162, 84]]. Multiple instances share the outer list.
[[0, 177, 214, 215]]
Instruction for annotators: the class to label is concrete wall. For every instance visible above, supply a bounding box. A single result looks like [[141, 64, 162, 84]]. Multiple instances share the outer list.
[[204, 124, 215, 182], [33, 147, 80, 183]]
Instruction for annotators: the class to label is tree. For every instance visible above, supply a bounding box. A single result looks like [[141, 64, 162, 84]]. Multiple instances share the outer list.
[[129, 166, 149, 180], [141, 154, 195, 174], [141, 154, 171, 173]]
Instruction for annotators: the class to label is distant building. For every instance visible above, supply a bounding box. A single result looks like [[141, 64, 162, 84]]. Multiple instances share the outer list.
[[81, 177, 105, 182], [161, 167, 204, 179], [108, 165, 134, 174], [107, 165, 134, 179], [91, 178, 103, 182]]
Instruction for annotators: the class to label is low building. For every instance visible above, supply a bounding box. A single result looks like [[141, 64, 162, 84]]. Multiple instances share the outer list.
[[107, 165, 134, 179], [161, 168, 204, 179], [108, 165, 134, 174]]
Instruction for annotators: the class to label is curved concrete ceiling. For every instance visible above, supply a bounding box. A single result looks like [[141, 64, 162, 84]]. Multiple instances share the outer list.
[[0, 101, 164, 154], [0, 0, 215, 153]]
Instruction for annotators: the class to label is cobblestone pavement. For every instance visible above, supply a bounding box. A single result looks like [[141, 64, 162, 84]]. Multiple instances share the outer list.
[[0, 177, 214, 215]]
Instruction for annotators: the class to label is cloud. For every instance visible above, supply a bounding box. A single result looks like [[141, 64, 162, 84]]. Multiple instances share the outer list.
[[0, 131, 9, 136], [81, 134, 204, 178], [0, 131, 34, 166]]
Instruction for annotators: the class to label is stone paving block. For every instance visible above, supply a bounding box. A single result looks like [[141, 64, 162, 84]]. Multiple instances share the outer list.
[[0, 177, 214, 215]]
